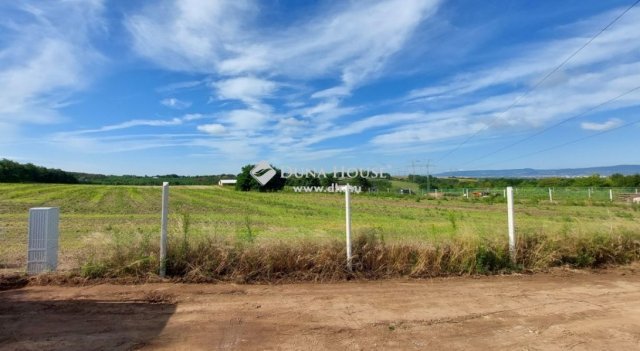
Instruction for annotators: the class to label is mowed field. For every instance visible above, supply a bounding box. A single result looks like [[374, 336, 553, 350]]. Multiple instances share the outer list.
[[1, 183, 639, 273]]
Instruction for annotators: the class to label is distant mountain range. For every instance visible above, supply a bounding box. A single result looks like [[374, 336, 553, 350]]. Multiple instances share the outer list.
[[436, 165, 640, 178]]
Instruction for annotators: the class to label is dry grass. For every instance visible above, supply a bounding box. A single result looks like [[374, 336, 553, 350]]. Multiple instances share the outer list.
[[75, 230, 639, 283], [141, 290, 176, 304]]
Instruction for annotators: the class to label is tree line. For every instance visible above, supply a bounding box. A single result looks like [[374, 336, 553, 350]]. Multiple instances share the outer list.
[[74, 173, 235, 186], [408, 173, 640, 189], [2, 158, 639, 189], [0, 159, 79, 184], [0, 159, 234, 185]]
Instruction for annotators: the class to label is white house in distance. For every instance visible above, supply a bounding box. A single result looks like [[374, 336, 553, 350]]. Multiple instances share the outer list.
[[218, 179, 237, 186]]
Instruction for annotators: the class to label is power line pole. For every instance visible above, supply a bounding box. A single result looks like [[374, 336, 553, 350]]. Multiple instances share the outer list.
[[425, 160, 434, 196], [411, 160, 416, 180]]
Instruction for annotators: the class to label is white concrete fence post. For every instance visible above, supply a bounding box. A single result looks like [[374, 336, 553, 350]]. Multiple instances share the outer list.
[[549, 188, 553, 202], [159, 182, 169, 277], [345, 184, 353, 272], [27, 207, 60, 274], [506, 187, 516, 264], [609, 189, 613, 202], [588, 188, 591, 199]]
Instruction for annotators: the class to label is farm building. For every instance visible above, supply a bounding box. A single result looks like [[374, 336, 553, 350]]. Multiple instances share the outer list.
[[218, 179, 237, 186]]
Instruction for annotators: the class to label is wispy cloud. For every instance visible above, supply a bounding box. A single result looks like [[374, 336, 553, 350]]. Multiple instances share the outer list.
[[407, 8, 640, 104], [216, 109, 269, 132], [9, 1, 639, 173], [221, 0, 441, 92], [385, 7, 640, 150], [126, 0, 254, 73], [213, 76, 277, 108], [161, 97, 192, 109], [62, 113, 205, 135], [127, 0, 440, 89], [156, 79, 205, 93], [197, 123, 227, 135], [123, 0, 443, 159], [581, 118, 623, 131], [0, 1, 106, 126]]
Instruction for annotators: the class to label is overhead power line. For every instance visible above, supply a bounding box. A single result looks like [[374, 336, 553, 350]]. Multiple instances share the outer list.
[[434, 0, 640, 163], [461, 85, 640, 167], [477, 118, 640, 168]]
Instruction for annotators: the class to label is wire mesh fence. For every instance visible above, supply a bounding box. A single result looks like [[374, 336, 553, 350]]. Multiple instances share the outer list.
[[427, 187, 640, 203]]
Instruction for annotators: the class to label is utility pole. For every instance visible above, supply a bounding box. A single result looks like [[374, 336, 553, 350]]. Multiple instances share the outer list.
[[425, 160, 433, 196], [406, 160, 419, 180], [411, 160, 416, 181]]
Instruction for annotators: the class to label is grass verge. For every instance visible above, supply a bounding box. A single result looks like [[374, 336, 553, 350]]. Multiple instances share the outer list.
[[73, 230, 639, 283]]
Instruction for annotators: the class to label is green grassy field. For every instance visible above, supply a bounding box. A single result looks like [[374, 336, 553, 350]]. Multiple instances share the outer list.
[[1, 183, 639, 279], [389, 179, 421, 192]]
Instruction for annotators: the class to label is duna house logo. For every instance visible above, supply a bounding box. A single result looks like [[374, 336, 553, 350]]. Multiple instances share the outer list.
[[250, 161, 277, 185]]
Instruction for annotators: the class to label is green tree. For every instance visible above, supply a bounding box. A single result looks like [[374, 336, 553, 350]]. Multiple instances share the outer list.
[[235, 164, 286, 192], [286, 175, 321, 187], [320, 173, 337, 187], [351, 174, 372, 191], [0, 159, 79, 184]]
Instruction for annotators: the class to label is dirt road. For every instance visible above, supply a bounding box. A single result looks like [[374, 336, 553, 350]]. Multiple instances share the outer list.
[[1, 266, 639, 350]]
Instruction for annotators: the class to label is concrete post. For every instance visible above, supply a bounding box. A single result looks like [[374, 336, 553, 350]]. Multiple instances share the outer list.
[[159, 182, 169, 277], [345, 185, 352, 272], [507, 187, 516, 263]]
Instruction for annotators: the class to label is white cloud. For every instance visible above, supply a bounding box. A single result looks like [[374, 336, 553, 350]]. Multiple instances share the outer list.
[[49, 135, 190, 154], [408, 7, 640, 103], [127, 0, 440, 91], [225, 0, 440, 90], [126, 0, 255, 73], [62, 113, 205, 135], [297, 99, 357, 121], [197, 123, 227, 135], [213, 76, 277, 106], [380, 66, 640, 147], [181, 113, 205, 121], [581, 118, 623, 131], [122, 0, 442, 159], [371, 117, 487, 145], [222, 109, 269, 131], [378, 7, 640, 150], [156, 79, 204, 93], [303, 113, 425, 146], [311, 86, 351, 99], [161, 97, 192, 109], [0, 1, 106, 126]]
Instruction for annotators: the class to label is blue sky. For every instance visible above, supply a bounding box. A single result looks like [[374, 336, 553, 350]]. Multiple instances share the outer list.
[[1, 0, 639, 176]]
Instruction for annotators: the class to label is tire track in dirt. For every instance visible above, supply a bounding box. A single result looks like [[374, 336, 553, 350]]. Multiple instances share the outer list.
[[1, 265, 639, 350]]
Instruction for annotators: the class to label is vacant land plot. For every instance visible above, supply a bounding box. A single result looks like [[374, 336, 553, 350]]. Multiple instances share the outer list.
[[0, 184, 639, 277], [1, 265, 639, 350]]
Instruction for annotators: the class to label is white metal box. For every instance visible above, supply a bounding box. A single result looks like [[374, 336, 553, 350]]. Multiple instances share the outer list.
[[27, 207, 59, 274]]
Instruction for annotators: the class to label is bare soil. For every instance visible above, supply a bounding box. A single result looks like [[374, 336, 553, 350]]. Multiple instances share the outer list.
[[1, 265, 640, 350]]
